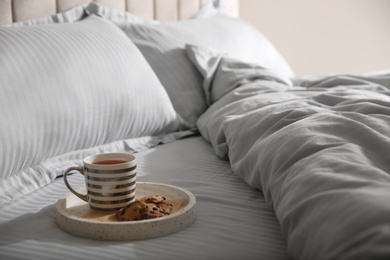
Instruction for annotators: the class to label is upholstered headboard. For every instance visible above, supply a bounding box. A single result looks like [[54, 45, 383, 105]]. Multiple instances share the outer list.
[[0, 0, 239, 25]]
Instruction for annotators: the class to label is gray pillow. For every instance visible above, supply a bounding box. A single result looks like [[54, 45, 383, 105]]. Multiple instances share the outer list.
[[115, 15, 295, 127], [192, 0, 229, 19], [0, 15, 180, 185], [85, 2, 157, 24], [85, 1, 226, 23], [186, 44, 293, 104]]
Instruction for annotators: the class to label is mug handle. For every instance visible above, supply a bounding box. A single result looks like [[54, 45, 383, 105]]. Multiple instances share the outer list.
[[63, 166, 88, 202]]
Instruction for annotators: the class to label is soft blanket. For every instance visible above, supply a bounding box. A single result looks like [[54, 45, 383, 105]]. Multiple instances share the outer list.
[[190, 44, 390, 260]]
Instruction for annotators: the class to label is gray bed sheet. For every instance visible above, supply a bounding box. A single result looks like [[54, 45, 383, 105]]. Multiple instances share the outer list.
[[0, 135, 289, 260]]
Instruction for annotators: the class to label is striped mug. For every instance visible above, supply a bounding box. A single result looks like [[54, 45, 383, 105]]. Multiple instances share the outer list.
[[63, 153, 137, 212]]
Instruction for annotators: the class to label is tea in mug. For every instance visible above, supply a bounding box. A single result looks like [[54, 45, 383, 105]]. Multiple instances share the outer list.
[[93, 160, 128, 165]]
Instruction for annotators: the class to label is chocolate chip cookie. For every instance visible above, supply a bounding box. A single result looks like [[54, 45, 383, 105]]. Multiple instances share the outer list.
[[115, 195, 174, 221]]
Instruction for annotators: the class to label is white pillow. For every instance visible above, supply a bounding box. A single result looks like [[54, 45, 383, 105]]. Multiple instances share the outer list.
[[0, 15, 180, 185]]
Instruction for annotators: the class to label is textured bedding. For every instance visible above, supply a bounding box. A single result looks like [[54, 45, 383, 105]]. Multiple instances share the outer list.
[[0, 15, 183, 202], [0, 135, 289, 260], [2, 2, 390, 259], [193, 48, 390, 259], [0, 6, 292, 260]]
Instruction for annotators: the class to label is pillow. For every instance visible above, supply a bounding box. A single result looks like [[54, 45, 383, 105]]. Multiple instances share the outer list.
[[0, 15, 180, 184], [85, 2, 158, 24], [3, 4, 87, 27], [191, 0, 228, 19], [110, 14, 295, 127], [186, 44, 293, 104], [85, 1, 226, 23]]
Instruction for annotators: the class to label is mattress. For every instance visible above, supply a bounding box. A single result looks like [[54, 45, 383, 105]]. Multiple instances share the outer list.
[[0, 135, 289, 260]]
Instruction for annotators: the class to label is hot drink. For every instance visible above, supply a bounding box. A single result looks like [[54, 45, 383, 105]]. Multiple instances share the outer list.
[[93, 160, 128, 165]]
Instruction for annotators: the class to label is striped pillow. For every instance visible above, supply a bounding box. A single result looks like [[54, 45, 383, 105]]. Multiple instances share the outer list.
[[0, 15, 180, 184], [116, 15, 295, 127]]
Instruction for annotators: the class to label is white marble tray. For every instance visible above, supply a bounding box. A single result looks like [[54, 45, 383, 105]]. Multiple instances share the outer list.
[[55, 182, 197, 241]]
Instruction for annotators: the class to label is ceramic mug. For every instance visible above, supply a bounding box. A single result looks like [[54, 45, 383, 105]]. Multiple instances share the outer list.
[[63, 153, 137, 211]]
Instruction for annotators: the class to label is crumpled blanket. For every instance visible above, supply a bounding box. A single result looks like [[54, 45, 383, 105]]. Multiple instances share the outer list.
[[189, 43, 390, 260]]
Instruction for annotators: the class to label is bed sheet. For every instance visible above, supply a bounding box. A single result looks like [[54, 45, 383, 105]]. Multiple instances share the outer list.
[[0, 135, 290, 260]]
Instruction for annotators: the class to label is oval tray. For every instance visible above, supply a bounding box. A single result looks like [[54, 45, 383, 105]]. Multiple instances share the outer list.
[[55, 182, 197, 241]]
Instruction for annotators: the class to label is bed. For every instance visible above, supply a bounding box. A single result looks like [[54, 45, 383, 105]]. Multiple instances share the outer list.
[[1, 1, 390, 260]]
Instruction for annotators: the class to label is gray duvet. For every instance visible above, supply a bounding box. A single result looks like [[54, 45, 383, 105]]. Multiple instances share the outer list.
[[195, 52, 390, 259]]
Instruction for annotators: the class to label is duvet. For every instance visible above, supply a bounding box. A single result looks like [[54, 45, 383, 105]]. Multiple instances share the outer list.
[[195, 50, 390, 260]]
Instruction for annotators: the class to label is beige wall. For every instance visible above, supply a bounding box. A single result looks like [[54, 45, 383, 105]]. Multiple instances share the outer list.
[[239, 0, 390, 76]]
